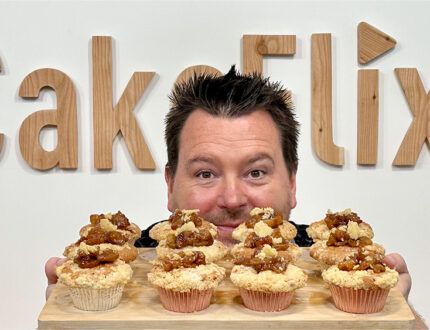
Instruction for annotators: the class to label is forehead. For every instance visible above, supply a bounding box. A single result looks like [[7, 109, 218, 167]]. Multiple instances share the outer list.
[[178, 109, 282, 158]]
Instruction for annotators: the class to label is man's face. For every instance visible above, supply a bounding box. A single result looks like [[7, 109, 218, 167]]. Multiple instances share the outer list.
[[165, 109, 297, 246]]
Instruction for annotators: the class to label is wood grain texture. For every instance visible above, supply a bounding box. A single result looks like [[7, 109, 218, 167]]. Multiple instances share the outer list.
[[358, 22, 396, 64], [92, 36, 156, 170], [393, 68, 430, 166], [243, 35, 296, 74], [18, 69, 78, 170], [357, 69, 379, 165], [175, 65, 222, 86], [311, 33, 344, 166], [0, 133, 3, 154], [39, 248, 415, 329]]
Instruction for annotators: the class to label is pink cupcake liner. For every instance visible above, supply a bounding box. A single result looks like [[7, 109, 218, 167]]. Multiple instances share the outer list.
[[239, 288, 294, 312], [68, 285, 124, 311], [157, 287, 213, 313], [329, 284, 390, 314]]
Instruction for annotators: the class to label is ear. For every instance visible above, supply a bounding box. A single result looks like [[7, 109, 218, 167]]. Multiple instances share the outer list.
[[165, 165, 175, 212], [289, 170, 297, 209]]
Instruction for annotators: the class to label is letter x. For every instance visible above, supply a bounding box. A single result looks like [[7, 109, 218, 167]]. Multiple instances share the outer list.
[[393, 68, 430, 166]]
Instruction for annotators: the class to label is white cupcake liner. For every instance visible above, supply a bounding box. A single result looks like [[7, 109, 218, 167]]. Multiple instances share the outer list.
[[68, 285, 124, 311]]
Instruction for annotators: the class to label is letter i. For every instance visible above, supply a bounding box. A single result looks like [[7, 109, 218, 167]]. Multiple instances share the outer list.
[[357, 22, 396, 165], [357, 69, 379, 164]]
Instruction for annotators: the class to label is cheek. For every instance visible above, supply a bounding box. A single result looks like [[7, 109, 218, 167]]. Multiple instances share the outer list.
[[246, 185, 290, 211], [175, 187, 219, 215], [247, 191, 277, 209]]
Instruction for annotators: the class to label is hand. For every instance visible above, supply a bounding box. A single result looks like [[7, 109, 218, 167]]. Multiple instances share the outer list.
[[45, 257, 66, 300], [382, 253, 411, 300]]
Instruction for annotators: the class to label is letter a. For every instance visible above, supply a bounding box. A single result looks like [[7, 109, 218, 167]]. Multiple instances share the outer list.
[[19, 69, 78, 170]]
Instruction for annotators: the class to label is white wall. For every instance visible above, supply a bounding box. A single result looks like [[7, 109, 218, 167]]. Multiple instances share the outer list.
[[0, 1, 429, 328]]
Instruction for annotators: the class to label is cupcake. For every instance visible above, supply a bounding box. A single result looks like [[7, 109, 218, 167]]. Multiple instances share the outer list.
[[231, 244, 307, 312], [310, 239, 385, 270], [64, 241, 138, 263], [322, 249, 399, 313], [64, 226, 139, 263], [56, 250, 133, 311], [79, 211, 141, 245], [155, 209, 228, 262], [230, 208, 301, 263], [309, 209, 383, 269], [150, 211, 218, 242], [306, 209, 374, 242], [148, 250, 225, 313], [232, 207, 297, 243], [56, 211, 138, 311]]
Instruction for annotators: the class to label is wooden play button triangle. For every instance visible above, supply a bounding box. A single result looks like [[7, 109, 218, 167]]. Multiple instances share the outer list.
[[358, 22, 396, 64]]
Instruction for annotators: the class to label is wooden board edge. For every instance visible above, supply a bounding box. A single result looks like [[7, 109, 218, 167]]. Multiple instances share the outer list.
[[38, 317, 416, 330]]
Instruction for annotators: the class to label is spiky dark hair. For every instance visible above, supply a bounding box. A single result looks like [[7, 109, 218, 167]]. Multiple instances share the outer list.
[[165, 65, 299, 176]]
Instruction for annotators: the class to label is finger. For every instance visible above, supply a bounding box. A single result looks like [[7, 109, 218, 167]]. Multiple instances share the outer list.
[[397, 274, 412, 300], [45, 284, 56, 301], [382, 253, 408, 274], [383, 253, 411, 300], [45, 257, 66, 285]]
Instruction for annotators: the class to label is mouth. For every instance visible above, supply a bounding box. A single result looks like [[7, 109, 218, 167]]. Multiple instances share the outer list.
[[216, 223, 241, 234], [216, 222, 242, 229]]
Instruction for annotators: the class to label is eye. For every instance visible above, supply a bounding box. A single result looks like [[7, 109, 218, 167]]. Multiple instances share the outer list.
[[196, 170, 214, 179], [249, 169, 265, 178]]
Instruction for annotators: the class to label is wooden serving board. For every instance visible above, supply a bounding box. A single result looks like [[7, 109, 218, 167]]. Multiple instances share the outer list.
[[38, 248, 415, 329]]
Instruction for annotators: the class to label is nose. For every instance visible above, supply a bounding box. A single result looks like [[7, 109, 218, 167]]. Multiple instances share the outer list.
[[217, 175, 247, 212]]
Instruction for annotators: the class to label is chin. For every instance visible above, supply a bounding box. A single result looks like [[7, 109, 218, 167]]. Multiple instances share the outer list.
[[218, 236, 237, 248], [217, 227, 237, 247]]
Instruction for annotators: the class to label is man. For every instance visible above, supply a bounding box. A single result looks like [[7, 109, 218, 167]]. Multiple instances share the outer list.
[[46, 66, 411, 301]]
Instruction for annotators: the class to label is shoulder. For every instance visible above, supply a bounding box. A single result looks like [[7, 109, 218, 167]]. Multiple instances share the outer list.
[[134, 221, 164, 248], [289, 220, 313, 247]]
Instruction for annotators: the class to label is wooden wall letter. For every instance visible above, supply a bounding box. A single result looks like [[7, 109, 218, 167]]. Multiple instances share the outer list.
[[311, 33, 344, 166], [357, 69, 379, 164], [175, 65, 222, 86], [243, 35, 296, 74], [393, 68, 430, 166], [92, 36, 155, 170], [18, 69, 78, 170], [358, 22, 396, 64]]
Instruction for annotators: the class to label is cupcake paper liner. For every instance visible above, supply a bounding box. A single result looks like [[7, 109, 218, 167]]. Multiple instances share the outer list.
[[239, 288, 294, 312], [68, 285, 124, 311], [157, 287, 213, 313], [329, 284, 390, 314]]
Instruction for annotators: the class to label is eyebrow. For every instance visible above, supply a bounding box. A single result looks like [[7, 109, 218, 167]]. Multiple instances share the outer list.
[[247, 153, 275, 166], [186, 156, 216, 169], [186, 153, 274, 169]]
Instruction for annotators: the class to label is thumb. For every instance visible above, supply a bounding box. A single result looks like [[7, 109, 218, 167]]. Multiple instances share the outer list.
[[45, 257, 66, 285], [382, 253, 411, 300], [383, 253, 408, 274]]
